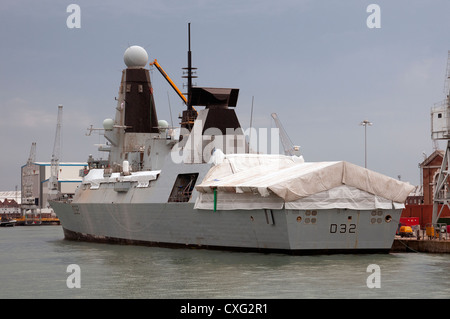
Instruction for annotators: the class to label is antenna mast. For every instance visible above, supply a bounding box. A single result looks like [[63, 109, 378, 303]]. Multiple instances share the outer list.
[[187, 23, 193, 109], [183, 23, 197, 110], [181, 23, 198, 130]]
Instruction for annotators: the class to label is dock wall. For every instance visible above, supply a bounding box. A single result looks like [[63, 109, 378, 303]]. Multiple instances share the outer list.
[[391, 239, 450, 253]]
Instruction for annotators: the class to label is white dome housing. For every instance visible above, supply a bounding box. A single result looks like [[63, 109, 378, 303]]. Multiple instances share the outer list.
[[123, 46, 148, 68], [103, 118, 114, 130], [158, 120, 169, 129]]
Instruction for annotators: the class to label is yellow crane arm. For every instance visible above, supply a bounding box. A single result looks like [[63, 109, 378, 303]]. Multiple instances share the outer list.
[[150, 59, 188, 105]]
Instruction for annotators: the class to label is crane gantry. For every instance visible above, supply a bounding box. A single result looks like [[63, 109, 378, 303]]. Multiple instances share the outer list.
[[48, 105, 63, 200]]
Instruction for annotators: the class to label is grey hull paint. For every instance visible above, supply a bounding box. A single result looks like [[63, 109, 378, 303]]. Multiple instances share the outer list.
[[51, 200, 401, 255]]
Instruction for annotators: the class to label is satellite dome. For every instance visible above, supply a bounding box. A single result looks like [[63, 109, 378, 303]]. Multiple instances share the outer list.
[[123, 46, 148, 68], [158, 120, 169, 129], [103, 118, 114, 130]]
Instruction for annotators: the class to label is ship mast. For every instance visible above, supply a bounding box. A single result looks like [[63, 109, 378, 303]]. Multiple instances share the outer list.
[[185, 23, 196, 110], [181, 23, 198, 130]]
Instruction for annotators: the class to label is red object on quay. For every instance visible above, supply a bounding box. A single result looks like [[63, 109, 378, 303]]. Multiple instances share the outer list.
[[399, 217, 419, 227], [401, 204, 450, 228]]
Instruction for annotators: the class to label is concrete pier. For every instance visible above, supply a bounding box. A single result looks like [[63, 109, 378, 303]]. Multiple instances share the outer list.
[[391, 238, 450, 253]]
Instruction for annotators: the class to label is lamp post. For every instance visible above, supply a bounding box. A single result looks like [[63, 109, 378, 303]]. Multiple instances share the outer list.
[[360, 120, 373, 168]]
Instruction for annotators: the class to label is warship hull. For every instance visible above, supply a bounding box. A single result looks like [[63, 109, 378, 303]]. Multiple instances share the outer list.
[[51, 200, 402, 254]]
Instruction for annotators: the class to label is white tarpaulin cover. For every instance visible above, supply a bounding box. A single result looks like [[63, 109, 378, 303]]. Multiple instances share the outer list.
[[194, 153, 415, 210]]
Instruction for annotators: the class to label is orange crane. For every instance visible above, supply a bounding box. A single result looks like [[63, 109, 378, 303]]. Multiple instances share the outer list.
[[150, 59, 198, 112], [150, 59, 198, 129]]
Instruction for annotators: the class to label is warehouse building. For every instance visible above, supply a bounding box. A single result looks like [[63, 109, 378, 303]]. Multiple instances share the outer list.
[[21, 162, 87, 210]]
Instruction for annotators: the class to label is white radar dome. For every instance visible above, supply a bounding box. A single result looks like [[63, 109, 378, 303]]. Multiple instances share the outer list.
[[103, 118, 114, 130], [158, 120, 169, 129], [123, 46, 148, 68]]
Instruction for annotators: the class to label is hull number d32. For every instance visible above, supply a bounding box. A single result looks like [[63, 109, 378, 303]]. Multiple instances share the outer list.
[[330, 223, 356, 234]]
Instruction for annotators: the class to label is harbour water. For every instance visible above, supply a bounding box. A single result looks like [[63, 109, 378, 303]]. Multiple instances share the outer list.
[[1, 226, 449, 299]]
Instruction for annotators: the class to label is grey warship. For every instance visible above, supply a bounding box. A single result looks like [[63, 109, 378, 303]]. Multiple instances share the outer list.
[[50, 27, 414, 254]]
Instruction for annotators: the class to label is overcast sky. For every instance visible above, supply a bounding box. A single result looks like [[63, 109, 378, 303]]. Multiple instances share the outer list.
[[1, 0, 450, 191]]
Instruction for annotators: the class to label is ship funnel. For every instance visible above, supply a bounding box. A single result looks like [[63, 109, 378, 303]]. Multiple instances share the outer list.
[[119, 46, 159, 134]]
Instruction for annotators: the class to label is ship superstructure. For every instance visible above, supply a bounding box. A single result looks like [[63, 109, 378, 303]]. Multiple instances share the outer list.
[[50, 27, 414, 254]]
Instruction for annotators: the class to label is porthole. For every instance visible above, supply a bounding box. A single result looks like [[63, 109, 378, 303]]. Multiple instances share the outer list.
[[385, 215, 392, 223], [296, 216, 302, 223]]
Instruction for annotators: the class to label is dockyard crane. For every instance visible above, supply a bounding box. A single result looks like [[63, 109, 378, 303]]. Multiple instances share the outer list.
[[22, 142, 36, 206], [271, 113, 300, 156], [432, 51, 450, 225], [48, 105, 63, 200], [21, 142, 39, 223], [444, 50, 450, 97]]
